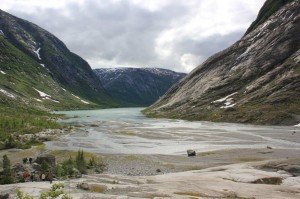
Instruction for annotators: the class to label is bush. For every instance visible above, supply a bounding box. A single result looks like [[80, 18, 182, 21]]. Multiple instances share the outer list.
[[62, 157, 75, 176], [16, 183, 72, 199]]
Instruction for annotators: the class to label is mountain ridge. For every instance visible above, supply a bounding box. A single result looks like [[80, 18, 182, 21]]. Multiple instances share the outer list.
[[94, 67, 186, 106]]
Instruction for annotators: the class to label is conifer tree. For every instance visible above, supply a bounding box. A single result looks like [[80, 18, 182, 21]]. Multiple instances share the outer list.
[[76, 150, 87, 174], [1, 154, 14, 184]]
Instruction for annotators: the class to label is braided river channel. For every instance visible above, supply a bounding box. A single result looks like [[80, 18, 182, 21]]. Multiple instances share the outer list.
[[48, 108, 300, 155]]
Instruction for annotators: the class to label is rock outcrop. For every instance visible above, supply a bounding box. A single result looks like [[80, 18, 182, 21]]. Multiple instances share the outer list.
[[145, 0, 300, 125]]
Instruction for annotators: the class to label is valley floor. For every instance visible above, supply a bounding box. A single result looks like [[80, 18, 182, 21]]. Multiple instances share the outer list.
[[0, 147, 300, 199]]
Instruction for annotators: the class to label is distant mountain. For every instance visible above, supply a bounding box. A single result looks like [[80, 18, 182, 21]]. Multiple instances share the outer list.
[[144, 0, 300, 125], [0, 9, 120, 110], [94, 68, 186, 106]]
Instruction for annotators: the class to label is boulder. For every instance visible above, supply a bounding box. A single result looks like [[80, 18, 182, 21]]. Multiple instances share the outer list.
[[0, 193, 9, 199], [13, 163, 26, 173], [32, 163, 42, 172], [283, 165, 300, 176], [72, 168, 82, 178], [187, 150, 196, 157], [35, 155, 56, 166], [77, 182, 89, 190]]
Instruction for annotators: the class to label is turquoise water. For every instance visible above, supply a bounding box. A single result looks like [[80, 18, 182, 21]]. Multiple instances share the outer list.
[[47, 108, 300, 154]]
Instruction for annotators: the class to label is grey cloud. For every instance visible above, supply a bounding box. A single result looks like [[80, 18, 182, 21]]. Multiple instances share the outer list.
[[6, 0, 260, 72], [175, 31, 245, 58]]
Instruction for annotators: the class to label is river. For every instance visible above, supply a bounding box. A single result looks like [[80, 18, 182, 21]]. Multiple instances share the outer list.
[[47, 108, 300, 155]]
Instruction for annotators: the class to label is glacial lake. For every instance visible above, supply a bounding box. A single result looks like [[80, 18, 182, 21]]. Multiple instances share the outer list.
[[48, 108, 300, 155]]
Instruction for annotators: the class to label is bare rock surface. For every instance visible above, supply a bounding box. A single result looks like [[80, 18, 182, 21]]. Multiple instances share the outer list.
[[145, 0, 300, 125], [1, 159, 300, 199]]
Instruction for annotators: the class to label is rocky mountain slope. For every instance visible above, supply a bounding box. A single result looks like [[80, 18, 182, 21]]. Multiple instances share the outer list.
[[0, 10, 120, 110], [94, 68, 186, 106], [144, 0, 300, 125]]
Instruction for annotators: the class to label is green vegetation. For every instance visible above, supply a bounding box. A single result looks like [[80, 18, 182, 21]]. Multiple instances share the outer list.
[[0, 154, 15, 184], [252, 177, 282, 185], [75, 150, 87, 174], [16, 183, 72, 199], [114, 131, 138, 136], [52, 150, 106, 178], [0, 102, 61, 149], [239, 157, 264, 162], [88, 184, 107, 193], [174, 192, 201, 197]]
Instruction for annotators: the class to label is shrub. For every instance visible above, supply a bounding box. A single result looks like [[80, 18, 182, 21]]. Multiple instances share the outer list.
[[16, 183, 72, 199]]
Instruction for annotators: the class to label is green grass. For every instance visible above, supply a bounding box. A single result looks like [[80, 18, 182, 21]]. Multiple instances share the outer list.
[[239, 157, 264, 162], [0, 102, 61, 149], [114, 131, 138, 136]]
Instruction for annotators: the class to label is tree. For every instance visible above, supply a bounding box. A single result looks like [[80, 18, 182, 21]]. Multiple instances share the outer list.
[[1, 154, 14, 184], [41, 160, 49, 174], [75, 150, 87, 174]]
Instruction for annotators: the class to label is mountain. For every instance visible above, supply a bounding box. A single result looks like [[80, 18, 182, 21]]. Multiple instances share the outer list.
[[144, 0, 300, 125], [0, 9, 120, 110], [94, 68, 186, 106]]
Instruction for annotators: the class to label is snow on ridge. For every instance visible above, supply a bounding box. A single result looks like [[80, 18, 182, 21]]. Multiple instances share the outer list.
[[0, 89, 15, 98], [33, 47, 42, 60], [40, 64, 45, 67], [0, 70, 6, 74]]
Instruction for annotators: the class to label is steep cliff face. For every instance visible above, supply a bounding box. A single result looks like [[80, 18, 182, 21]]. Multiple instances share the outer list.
[[145, 0, 300, 125], [94, 68, 186, 106], [0, 10, 120, 109]]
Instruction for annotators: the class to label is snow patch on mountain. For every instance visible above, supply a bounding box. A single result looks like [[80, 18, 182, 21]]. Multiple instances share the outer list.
[[212, 92, 238, 109], [33, 88, 59, 103], [0, 70, 6, 74], [0, 89, 15, 98], [71, 94, 90, 104], [0, 30, 4, 36], [33, 47, 42, 60], [81, 100, 89, 104], [213, 92, 238, 103], [40, 64, 45, 67]]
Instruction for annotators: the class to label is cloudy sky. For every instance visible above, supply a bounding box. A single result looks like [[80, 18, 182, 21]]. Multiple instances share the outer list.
[[2, 0, 265, 72]]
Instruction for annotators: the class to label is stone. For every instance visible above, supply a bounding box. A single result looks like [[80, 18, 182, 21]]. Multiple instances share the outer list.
[[187, 150, 196, 157], [32, 163, 42, 172], [72, 168, 82, 178], [283, 165, 300, 176], [0, 194, 9, 199], [35, 155, 56, 166], [77, 183, 89, 190]]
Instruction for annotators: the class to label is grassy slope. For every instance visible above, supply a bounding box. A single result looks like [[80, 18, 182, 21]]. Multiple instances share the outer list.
[[0, 35, 106, 147]]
